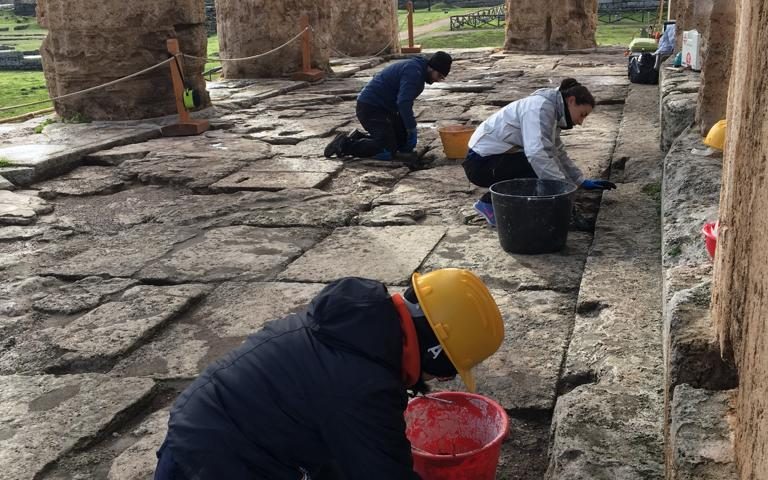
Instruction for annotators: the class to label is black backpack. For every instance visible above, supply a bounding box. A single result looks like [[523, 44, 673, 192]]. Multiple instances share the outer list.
[[628, 53, 659, 85]]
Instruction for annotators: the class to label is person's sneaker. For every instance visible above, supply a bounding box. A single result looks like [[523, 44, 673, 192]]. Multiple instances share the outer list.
[[473, 200, 496, 226], [347, 128, 367, 141], [324, 133, 347, 158]]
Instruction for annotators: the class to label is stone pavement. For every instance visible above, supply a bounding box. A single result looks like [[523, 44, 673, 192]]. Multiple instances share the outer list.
[[0, 49, 668, 479]]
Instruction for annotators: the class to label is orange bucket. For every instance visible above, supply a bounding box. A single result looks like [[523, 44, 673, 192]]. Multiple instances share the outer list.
[[438, 125, 475, 159]]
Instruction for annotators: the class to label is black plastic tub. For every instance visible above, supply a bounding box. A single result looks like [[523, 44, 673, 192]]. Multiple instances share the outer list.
[[489, 178, 577, 254]]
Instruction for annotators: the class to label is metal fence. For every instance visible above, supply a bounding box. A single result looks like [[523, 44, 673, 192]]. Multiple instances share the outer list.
[[450, 4, 505, 31], [598, 0, 661, 24]]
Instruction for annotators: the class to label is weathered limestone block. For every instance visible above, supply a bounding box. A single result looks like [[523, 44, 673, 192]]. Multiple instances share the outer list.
[[695, 0, 737, 134], [0, 374, 155, 480], [674, 0, 714, 52], [108, 409, 170, 480], [330, 0, 399, 57], [0, 190, 52, 226], [37, 0, 209, 120], [660, 69, 700, 151], [216, 0, 332, 78], [712, 2, 768, 478], [668, 385, 737, 480], [505, 0, 598, 52]]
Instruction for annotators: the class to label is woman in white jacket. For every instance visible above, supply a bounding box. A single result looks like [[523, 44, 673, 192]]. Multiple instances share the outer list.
[[464, 78, 615, 226]]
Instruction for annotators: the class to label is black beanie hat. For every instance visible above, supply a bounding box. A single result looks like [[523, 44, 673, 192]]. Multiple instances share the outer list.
[[427, 51, 452, 77], [404, 287, 458, 378]]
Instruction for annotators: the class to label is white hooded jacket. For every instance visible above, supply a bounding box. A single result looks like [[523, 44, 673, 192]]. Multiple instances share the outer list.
[[467, 88, 585, 185]]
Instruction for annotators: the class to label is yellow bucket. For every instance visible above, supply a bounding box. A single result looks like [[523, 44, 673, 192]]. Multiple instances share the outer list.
[[438, 125, 475, 159]]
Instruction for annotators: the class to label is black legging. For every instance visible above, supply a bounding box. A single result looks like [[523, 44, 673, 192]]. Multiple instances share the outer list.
[[462, 149, 537, 203], [342, 102, 407, 158]]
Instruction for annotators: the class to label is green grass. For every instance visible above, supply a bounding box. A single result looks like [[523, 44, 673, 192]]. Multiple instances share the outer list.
[[205, 35, 220, 73], [408, 29, 505, 49], [0, 12, 45, 51], [398, 7, 477, 28], [0, 71, 50, 120], [596, 24, 647, 46], [0, 158, 12, 168]]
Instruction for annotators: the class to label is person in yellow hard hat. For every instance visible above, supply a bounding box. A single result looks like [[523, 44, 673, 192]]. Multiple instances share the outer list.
[[154, 268, 504, 480]]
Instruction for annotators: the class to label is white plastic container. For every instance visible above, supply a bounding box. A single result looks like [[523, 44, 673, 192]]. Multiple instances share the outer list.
[[682, 29, 701, 71]]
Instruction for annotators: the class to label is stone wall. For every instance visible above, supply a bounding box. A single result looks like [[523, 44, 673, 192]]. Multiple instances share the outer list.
[[216, 0, 332, 78], [598, 0, 659, 11], [694, 0, 737, 135], [711, 0, 768, 478], [504, 0, 598, 52], [37, 0, 209, 121], [331, 0, 399, 57], [13, 0, 35, 16]]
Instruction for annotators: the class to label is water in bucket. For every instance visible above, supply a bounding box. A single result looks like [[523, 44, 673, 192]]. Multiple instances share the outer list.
[[405, 392, 509, 480]]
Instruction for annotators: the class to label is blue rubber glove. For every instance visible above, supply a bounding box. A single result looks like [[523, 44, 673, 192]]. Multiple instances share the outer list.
[[581, 179, 617, 190], [401, 128, 418, 153]]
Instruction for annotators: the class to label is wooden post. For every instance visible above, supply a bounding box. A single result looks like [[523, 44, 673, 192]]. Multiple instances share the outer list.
[[160, 38, 209, 137], [292, 13, 325, 82], [402, 1, 422, 53]]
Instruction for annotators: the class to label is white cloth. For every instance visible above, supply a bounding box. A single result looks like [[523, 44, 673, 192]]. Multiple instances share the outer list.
[[467, 88, 584, 185]]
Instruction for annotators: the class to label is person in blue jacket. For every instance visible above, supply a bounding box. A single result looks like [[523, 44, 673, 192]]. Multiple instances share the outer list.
[[154, 268, 504, 480], [324, 51, 453, 161]]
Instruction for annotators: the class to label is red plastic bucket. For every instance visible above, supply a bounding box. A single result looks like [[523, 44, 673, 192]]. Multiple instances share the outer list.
[[702, 221, 718, 259], [405, 392, 509, 480]]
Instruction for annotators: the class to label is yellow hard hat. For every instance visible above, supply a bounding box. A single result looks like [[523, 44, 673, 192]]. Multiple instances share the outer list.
[[704, 119, 726, 150], [411, 269, 504, 393]]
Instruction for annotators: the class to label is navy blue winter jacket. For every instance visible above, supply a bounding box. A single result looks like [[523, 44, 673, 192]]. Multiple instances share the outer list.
[[165, 278, 421, 480], [356, 57, 428, 130]]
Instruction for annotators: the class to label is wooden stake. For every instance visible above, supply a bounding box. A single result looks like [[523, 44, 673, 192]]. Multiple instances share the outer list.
[[292, 13, 325, 82], [401, 1, 422, 54], [161, 38, 209, 137]]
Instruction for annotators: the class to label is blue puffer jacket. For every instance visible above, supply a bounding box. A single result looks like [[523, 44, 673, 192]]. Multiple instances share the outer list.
[[165, 278, 421, 480], [356, 57, 428, 130]]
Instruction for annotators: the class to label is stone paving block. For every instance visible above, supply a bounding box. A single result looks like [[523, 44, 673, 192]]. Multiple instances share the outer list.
[[49, 284, 208, 363], [0, 225, 46, 241], [118, 136, 273, 190], [36, 166, 125, 199], [547, 382, 664, 480], [210, 170, 335, 192], [39, 224, 198, 278], [138, 226, 325, 283], [32, 276, 138, 315], [0, 374, 155, 480], [436, 289, 576, 411], [0, 143, 68, 165], [669, 385, 737, 480], [112, 282, 326, 379], [233, 113, 351, 145], [278, 226, 447, 285], [84, 143, 151, 166], [362, 166, 481, 226], [0, 190, 53, 226], [0, 175, 14, 190], [107, 408, 169, 480], [420, 226, 592, 292]]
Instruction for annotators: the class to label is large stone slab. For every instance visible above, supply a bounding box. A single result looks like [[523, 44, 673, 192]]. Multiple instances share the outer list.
[[420, 226, 592, 292], [436, 289, 576, 410], [32, 276, 138, 315], [0, 374, 155, 480], [361, 166, 481, 226], [112, 282, 326, 379], [138, 226, 325, 283], [49, 284, 208, 364], [231, 112, 352, 145], [36, 166, 125, 199], [107, 408, 170, 480], [279, 226, 447, 285], [0, 190, 53, 226], [668, 385, 737, 480], [209, 159, 343, 192], [547, 382, 664, 480], [39, 224, 198, 278], [118, 136, 273, 190]]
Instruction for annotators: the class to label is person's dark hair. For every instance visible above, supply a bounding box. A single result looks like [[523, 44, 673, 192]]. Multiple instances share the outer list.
[[559, 78, 595, 107]]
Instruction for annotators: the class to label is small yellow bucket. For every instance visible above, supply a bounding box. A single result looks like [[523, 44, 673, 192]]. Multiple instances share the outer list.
[[438, 125, 475, 159]]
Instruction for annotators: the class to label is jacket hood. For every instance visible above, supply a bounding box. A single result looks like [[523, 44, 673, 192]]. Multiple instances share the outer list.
[[307, 278, 403, 372], [532, 87, 568, 128]]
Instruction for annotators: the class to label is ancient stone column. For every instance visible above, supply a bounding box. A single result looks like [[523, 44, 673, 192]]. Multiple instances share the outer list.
[[673, 0, 714, 51], [330, 0, 400, 57], [695, 0, 737, 134], [216, 0, 332, 78], [505, 0, 597, 52], [37, 0, 209, 121], [711, 0, 768, 478]]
